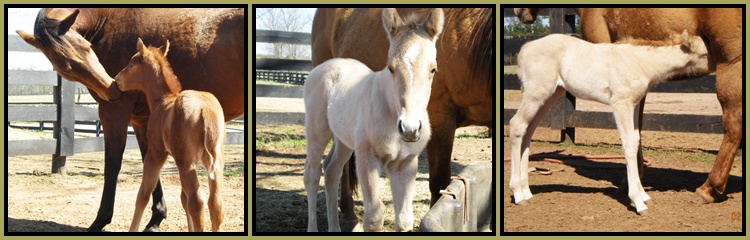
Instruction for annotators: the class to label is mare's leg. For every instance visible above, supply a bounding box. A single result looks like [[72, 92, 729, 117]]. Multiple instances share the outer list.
[[695, 61, 742, 203], [303, 113, 332, 232], [207, 150, 225, 232], [129, 149, 168, 231], [323, 140, 354, 232], [509, 87, 565, 204], [356, 152, 385, 232], [426, 100, 457, 206], [611, 101, 649, 214], [88, 101, 133, 232], [386, 156, 418, 232], [131, 123, 167, 232]]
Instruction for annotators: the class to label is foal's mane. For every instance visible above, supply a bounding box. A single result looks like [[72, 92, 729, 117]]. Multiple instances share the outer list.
[[144, 45, 183, 94]]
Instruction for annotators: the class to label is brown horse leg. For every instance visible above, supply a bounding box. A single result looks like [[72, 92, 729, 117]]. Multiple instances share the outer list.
[[180, 167, 206, 232], [427, 105, 458, 205], [695, 61, 742, 203], [208, 158, 225, 232], [88, 102, 132, 232], [339, 155, 358, 231], [129, 148, 168, 231], [131, 123, 167, 232]]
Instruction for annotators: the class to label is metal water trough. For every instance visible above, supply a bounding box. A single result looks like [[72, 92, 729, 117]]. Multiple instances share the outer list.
[[420, 161, 494, 232]]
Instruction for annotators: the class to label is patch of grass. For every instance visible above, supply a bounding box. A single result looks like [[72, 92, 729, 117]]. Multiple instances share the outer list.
[[456, 130, 492, 139], [255, 133, 307, 151], [197, 166, 244, 178]]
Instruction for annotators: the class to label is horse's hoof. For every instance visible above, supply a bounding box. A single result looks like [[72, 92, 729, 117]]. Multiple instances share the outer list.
[[517, 200, 529, 206], [340, 219, 360, 232], [691, 191, 713, 204], [637, 209, 648, 215], [143, 226, 160, 232]]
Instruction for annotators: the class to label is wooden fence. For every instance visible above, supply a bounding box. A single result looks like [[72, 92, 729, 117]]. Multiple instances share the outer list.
[[7, 34, 245, 173], [502, 8, 725, 144], [255, 29, 309, 125]]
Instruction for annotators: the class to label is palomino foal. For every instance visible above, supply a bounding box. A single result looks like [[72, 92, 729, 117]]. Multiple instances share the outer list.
[[114, 39, 225, 231], [509, 30, 711, 214], [304, 8, 444, 232]]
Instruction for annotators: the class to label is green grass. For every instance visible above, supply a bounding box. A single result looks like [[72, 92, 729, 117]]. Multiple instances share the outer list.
[[255, 132, 307, 151], [456, 130, 492, 139]]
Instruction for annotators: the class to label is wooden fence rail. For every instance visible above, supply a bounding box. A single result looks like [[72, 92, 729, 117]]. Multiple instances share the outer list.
[[502, 8, 725, 143], [7, 34, 244, 173]]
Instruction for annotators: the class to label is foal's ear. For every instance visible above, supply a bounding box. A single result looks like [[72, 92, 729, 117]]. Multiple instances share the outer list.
[[136, 38, 146, 53], [422, 8, 445, 41], [16, 30, 43, 50], [158, 40, 170, 57], [681, 29, 691, 48], [58, 9, 80, 36], [382, 8, 403, 40]]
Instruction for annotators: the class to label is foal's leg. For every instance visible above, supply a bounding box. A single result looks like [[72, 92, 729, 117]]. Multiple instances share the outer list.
[[611, 101, 649, 214], [207, 150, 224, 232], [509, 86, 565, 204], [386, 156, 418, 232], [129, 149, 168, 232], [356, 152, 385, 232], [323, 140, 354, 232], [303, 120, 332, 232], [178, 166, 206, 232]]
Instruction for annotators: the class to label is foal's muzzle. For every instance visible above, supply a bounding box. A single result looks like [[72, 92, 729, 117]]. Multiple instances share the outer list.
[[398, 119, 422, 142]]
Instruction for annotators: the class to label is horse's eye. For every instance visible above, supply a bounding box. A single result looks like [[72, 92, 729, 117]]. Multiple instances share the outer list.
[[388, 66, 394, 74], [431, 68, 437, 74]]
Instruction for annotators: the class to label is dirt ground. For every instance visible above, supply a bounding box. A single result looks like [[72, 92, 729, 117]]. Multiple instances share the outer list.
[[6, 141, 246, 232], [502, 126, 744, 232], [254, 124, 493, 232]]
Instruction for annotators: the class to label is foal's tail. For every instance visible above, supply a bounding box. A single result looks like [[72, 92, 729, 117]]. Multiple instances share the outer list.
[[203, 109, 225, 181]]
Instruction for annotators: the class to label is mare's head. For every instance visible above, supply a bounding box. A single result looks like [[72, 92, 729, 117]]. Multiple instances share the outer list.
[[16, 9, 122, 102], [514, 8, 542, 24], [382, 8, 444, 142], [114, 38, 179, 95]]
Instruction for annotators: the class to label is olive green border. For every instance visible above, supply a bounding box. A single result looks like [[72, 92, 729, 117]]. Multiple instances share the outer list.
[[1, 0, 747, 239]]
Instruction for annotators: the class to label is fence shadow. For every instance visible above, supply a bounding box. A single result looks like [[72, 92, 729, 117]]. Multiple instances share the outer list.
[[6, 218, 88, 232]]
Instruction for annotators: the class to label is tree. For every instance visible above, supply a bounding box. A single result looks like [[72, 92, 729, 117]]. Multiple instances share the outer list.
[[503, 16, 550, 36], [256, 8, 311, 60]]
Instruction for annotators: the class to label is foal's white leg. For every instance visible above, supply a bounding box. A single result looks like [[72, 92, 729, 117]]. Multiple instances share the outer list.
[[632, 102, 651, 204], [386, 156, 418, 232], [323, 140, 353, 232], [303, 121, 332, 232], [356, 152, 385, 232], [612, 101, 650, 214], [509, 86, 566, 204]]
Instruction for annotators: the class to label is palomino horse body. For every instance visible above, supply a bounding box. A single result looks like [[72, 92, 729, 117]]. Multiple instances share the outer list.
[[304, 8, 444, 232], [514, 8, 742, 204], [311, 8, 493, 227], [511, 32, 711, 214], [17, 8, 244, 231], [115, 39, 225, 232]]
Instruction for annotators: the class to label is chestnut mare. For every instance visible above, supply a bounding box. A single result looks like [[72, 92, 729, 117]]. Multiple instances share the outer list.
[[17, 8, 244, 232], [115, 39, 225, 232], [514, 8, 742, 204], [311, 8, 493, 230]]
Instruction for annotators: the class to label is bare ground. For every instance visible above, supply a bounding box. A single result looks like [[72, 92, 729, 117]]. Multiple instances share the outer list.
[[254, 124, 493, 232], [6, 141, 246, 233], [502, 126, 744, 232]]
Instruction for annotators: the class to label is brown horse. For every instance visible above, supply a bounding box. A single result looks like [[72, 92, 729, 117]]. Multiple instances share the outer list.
[[514, 8, 742, 204], [311, 8, 493, 230], [16, 8, 244, 232], [115, 39, 225, 232]]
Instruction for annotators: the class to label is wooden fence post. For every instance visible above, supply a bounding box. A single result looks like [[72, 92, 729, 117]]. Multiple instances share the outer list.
[[52, 74, 75, 175], [548, 8, 578, 143]]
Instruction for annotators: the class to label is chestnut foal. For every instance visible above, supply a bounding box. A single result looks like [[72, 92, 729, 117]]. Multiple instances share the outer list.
[[115, 38, 225, 232]]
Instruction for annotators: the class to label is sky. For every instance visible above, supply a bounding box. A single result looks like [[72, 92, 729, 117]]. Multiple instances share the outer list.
[[7, 8, 51, 71]]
